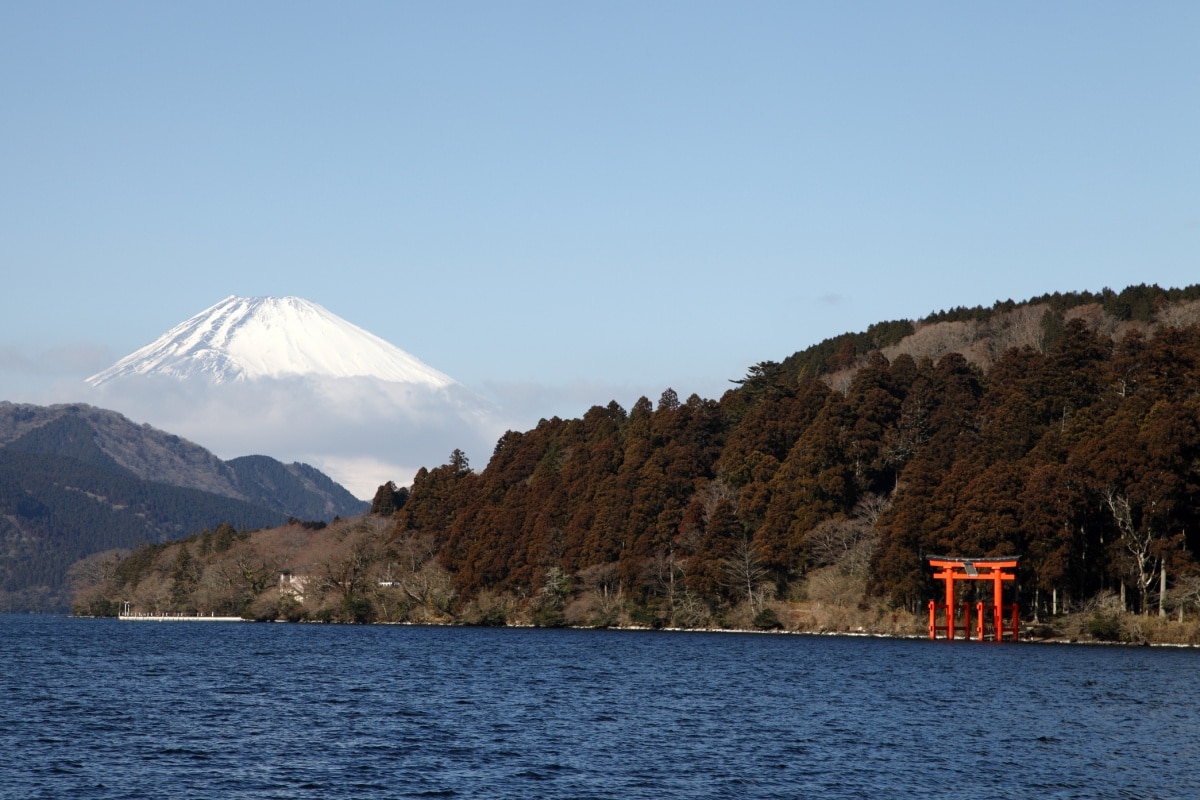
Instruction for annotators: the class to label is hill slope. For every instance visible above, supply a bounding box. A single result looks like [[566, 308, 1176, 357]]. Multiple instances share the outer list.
[[0, 402, 368, 611], [0, 403, 367, 518], [0, 449, 288, 611]]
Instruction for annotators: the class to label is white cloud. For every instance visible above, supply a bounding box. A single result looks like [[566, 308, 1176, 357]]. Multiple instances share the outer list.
[[302, 455, 426, 503], [84, 375, 506, 500], [23, 369, 730, 502]]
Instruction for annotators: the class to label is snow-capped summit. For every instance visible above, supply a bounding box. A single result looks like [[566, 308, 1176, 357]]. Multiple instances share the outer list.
[[82, 295, 501, 499], [87, 295, 455, 388]]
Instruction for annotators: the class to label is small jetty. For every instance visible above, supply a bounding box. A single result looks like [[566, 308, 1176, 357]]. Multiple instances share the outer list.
[[118, 612, 245, 622]]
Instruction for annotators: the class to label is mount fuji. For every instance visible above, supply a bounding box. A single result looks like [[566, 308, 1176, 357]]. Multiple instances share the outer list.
[[85, 296, 502, 499], [87, 295, 455, 387]]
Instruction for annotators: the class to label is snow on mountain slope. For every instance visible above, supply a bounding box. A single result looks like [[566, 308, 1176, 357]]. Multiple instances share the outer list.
[[83, 295, 504, 498], [87, 295, 455, 387]]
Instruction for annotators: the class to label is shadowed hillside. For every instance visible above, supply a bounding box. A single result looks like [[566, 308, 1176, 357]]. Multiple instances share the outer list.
[[0, 402, 367, 610]]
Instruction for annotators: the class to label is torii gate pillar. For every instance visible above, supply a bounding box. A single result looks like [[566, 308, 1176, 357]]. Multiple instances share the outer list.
[[927, 557, 1019, 641]]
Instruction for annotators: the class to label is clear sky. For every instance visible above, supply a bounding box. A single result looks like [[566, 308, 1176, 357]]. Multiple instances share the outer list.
[[3, 2, 1198, 427]]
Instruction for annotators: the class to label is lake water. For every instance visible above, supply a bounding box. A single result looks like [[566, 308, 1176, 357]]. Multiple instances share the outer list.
[[2, 615, 1198, 799]]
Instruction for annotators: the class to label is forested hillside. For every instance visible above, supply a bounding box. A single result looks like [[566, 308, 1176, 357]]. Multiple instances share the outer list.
[[404, 286, 1200, 619], [83, 286, 1200, 637], [0, 403, 368, 520], [0, 402, 367, 611], [0, 449, 287, 611]]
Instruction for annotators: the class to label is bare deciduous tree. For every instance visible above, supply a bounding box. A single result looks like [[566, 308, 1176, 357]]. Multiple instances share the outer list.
[[1102, 488, 1159, 615], [722, 535, 770, 611], [574, 562, 624, 624], [67, 549, 127, 597]]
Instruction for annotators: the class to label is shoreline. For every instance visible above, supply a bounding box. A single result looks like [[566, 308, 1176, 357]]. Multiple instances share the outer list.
[[68, 613, 1200, 647]]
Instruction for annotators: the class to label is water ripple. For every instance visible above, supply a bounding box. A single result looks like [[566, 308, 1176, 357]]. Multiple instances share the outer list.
[[2, 617, 1200, 799]]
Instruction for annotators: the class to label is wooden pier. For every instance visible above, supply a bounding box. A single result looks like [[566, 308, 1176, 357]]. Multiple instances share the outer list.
[[118, 612, 245, 622]]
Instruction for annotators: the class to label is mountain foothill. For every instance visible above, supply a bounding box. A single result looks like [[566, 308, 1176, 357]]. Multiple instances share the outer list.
[[0, 402, 367, 611]]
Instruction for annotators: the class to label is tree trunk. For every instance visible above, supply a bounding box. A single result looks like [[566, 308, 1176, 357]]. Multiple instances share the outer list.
[[1160, 563, 1167, 618]]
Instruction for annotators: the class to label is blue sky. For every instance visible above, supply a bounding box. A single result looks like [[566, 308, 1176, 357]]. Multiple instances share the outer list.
[[3, 2, 1198, 427]]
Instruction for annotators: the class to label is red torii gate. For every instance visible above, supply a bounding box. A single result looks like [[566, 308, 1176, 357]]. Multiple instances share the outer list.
[[927, 557, 1020, 641]]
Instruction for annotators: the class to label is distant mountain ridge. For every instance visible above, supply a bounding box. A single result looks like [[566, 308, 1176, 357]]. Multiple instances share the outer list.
[[225, 455, 365, 521], [0, 447, 289, 612], [0, 402, 367, 519], [0, 402, 369, 611]]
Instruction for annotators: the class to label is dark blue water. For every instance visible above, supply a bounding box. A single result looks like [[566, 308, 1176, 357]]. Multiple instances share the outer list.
[[2, 616, 1198, 799]]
